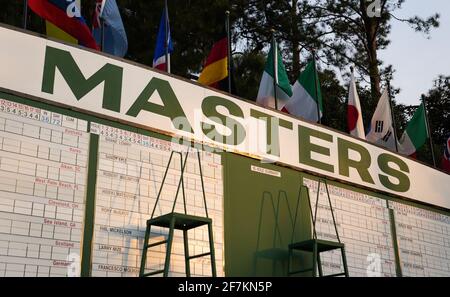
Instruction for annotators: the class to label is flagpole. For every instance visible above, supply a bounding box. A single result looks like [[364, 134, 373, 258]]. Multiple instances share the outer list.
[[23, 0, 28, 29], [312, 50, 321, 124], [164, 0, 170, 73], [271, 29, 278, 110], [387, 80, 399, 153], [421, 95, 437, 167], [225, 10, 232, 94]]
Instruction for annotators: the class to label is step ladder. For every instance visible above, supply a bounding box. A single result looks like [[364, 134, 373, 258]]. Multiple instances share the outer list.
[[287, 180, 349, 277], [253, 190, 301, 275], [139, 147, 216, 277]]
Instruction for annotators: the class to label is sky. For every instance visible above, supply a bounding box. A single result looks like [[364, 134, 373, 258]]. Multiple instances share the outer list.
[[379, 0, 450, 106]]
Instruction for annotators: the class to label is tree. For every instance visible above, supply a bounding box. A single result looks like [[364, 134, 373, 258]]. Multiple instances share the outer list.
[[320, 69, 347, 131], [232, 0, 320, 81], [312, 0, 440, 109], [233, 0, 440, 112], [422, 76, 450, 146]]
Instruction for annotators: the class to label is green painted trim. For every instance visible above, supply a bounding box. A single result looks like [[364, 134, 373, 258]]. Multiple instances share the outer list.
[[222, 152, 231, 277], [80, 132, 99, 277], [388, 209, 403, 277]]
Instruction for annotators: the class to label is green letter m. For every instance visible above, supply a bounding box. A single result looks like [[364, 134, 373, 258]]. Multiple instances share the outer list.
[[41, 46, 123, 112]]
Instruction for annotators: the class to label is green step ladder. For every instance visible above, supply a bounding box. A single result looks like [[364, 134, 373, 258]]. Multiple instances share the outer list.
[[253, 190, 301, 276], [288, 180, 349, 277], [139, 148, 216, 277]]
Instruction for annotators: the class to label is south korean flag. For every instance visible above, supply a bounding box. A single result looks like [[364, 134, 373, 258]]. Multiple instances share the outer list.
[[366, 89, 398, 151]]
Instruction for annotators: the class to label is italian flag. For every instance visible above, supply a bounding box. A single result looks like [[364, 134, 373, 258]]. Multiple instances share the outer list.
[[399, 103, 429, 156], [256, 42, 292, 110], [282, 61, 323, 122]]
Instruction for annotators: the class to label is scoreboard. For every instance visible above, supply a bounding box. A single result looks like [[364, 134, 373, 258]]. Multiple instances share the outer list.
[[0, 97, 224, 277], [0, 98, 88, 276], [90, 123, 224, 277], [0, 81, 449, 278], [0, 25, 448, 277], [390, 201, 450, 276], [303, 178, 397, 277]]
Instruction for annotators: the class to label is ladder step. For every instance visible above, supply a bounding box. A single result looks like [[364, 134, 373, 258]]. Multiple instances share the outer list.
[[288, 268, 313, 275], [324, 272, 347, 277], [145, 240, 168, 249], [188, 252, 211, 260], [141, 269, 165, 277]]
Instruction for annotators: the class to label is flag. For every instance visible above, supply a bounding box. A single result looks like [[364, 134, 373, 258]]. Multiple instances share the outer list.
[[28, 0, 99, 50], [256, 43, 292, 110], [366, 89, 397, 150], [282, 61, 323, 122], [347, 72, 365, 139], [441, 135, 450, 174], [44, 0, 79, 45], [198, 37, 228, 90], [153, 8, 173, 71], [92, 0, 106, 29], [92, 0, 128, 57], [46, 21, 78, 45], [398, 103, 429, 156]]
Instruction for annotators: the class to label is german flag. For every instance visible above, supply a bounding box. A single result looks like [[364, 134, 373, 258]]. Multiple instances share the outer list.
[[198, 37, 229, 91]]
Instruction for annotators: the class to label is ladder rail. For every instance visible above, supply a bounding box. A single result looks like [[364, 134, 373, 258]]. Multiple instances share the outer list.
[[142, 143, 216, 278], [150, 151, 180, 219], [287, 182, 348, 277], [302, 186, 318, 240], [197, 151, 209, 218], [322, 179, 342, 243], [171, 147, 190, 213]]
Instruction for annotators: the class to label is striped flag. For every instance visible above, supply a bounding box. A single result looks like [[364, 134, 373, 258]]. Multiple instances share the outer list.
[[28, 0, 99, 50], [398, 103, 429, 157], [153, 8, 173, 71], [347, 72, 365, 139], [46, 21, 78, 45], [256, 42, 292, 110], [198, 37, 228, 90], [282, 61, 323, 122]]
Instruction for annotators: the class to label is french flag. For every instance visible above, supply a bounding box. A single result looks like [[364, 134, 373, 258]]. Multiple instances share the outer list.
[[28, 0, 99, 50], [153, 8, 173, 72]]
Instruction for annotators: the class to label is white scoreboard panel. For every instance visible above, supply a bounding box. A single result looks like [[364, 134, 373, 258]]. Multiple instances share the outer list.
[[303, 178, 397, 277], [0, 98, 88, 276], [389, 201, 450, 276], [89, 123, 224, 277]]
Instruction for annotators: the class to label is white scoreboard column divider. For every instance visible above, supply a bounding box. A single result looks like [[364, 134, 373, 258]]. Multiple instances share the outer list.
[[80, 123, 99, 277]]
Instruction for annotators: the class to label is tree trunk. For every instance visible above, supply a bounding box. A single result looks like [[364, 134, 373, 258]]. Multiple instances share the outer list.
[[367, 35, 381, 105], [361, 0, 382, 108]]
